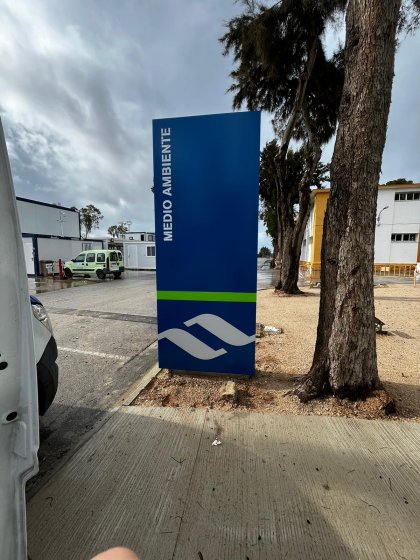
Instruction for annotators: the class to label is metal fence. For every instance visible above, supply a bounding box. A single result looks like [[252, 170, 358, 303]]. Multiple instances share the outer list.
[[373, 263, 416, 277], [299, 261, 416, 282]]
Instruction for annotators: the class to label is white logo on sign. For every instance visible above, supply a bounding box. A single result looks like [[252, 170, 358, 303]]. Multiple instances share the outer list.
[[158, 313, 255, 360]]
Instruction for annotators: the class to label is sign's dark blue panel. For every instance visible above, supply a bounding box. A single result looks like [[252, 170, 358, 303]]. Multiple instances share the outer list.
[[157, 301, 257, 375], [153, 112, 260, 375]]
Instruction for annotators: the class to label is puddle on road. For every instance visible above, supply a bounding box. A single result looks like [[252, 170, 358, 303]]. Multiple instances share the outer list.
[[28, 270, 155, 294], [28, 277, 104, 294], [30, 268, 285, 294], [257, 268, 280, 290]]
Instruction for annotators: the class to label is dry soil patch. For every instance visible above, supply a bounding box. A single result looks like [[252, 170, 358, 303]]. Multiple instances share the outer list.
[[132, 284, 420, 421]]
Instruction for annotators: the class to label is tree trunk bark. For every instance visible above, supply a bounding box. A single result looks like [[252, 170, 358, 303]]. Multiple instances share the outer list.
[[276, 137, 322, 294], [277, 222, 295, 291], [270, 237, 278, 269], [273, 37, 319, 294], [296, 0, 402, 401], [276, 182, 310, 294]]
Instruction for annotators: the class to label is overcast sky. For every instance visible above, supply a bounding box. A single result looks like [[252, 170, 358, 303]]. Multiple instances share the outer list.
[[1, 1, 419, 248]]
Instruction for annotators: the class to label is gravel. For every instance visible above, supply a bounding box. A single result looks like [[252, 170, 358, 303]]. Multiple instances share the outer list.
[[132, 283, 420, 422]]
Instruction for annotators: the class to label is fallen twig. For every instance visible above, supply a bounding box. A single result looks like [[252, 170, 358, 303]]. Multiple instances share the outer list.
[[359, 498, 380, 513], [171, 456, 185, 464]]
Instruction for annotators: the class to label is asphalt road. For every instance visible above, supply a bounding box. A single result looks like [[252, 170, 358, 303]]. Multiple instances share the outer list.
[[27, 271, 158, 496]]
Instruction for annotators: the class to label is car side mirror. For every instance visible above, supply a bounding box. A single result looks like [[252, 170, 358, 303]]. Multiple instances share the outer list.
[[72, 259, 75, 262]]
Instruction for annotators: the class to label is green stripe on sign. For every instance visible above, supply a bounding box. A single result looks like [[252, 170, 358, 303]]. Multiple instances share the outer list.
[[157, 291, 256, 303]]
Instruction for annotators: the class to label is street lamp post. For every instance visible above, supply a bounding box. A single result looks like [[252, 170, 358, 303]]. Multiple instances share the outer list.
[[57, 210, 66, 237], [119, 220, 132, 234], [376, 206, 389, 227]]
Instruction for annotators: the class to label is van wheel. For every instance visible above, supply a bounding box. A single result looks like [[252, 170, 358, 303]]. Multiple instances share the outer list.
[[96, 269, 106, 280], [113, 272, 122, 279], [64, 268, 72, 279]]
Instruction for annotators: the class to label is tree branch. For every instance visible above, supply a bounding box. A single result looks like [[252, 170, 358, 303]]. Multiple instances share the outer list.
[[293, 97, 322, 243], [276, 36, 320, 161]]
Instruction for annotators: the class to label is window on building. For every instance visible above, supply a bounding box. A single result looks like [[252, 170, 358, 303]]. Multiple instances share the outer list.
[[82, 242, 92, 251], [121, 234, 125, 239], [395, 191, 420, 201], [140, 234, 145, 241], [146, 246, 155, 257], [148, 234, 154, 241], [86, 253, 95, 262], [129, 236, 134, 240], [391, 233, 417, 242]]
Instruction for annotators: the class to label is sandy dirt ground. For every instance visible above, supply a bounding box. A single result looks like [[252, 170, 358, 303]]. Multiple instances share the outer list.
[[133, 283, 420, 421]]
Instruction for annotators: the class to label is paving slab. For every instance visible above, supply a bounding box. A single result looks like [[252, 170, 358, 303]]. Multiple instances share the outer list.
[[27, 408, 420, 560], [173, 413, 420, 560], [28, 407, 206, 560]]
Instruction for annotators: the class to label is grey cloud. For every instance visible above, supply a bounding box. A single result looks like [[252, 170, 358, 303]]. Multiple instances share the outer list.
[[1, 0, 418, 245]]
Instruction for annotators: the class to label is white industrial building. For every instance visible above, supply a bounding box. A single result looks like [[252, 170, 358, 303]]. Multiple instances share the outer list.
[[122, 241, 156, 270], [18, 197, 103, 276], [107, 232, 156, 270], [374, 184, 420, 264], [18, 196, 156, 275], [119, 231, 155, 242], [300, 183, 420, 280]]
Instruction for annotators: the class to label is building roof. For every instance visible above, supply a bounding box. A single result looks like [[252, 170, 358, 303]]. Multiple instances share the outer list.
[[310, 188, 330, 200], [310, 184, 420, 201], [16, 196, 79, 213], [378, 183, 420, 190], [123, 231, 155, 235]]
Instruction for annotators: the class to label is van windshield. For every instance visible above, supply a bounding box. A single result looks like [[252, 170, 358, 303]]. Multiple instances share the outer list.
[[74, 254, 85, 263]]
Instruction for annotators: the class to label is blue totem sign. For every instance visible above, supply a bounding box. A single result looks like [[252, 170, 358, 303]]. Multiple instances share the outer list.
[[153, 112, 260, 374]]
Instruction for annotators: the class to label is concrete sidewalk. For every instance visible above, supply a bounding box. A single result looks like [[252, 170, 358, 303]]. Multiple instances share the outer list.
[[28, 407, 420, 560]]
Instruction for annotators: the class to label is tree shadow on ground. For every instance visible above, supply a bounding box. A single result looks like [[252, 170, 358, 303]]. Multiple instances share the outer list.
[[383, 380, 420, 419]]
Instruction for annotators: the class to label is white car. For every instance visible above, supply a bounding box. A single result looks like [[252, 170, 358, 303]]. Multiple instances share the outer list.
[[1, 116, 44, 559], [30, 295, 58, 415]]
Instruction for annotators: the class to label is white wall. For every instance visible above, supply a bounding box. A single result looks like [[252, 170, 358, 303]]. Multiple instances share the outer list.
[[17, 200, 80, 238], [120, 232, 155, 242], [301, 206, 314, 262], [124, 242, 156, 269], [23, 238, 35, 275], [300, 238, 311, 262], [375, 187, 420, 263], [37, 238, 103, 263]]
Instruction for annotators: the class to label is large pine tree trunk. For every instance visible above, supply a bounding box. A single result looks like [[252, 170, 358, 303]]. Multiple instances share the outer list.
[[274, 37, 319, 295], [276, 190, 310, 295], [276, 142, 321, 295], [270, 237, 278, 269], [277, 222, 298, 292], [296, 0, 401, 401]]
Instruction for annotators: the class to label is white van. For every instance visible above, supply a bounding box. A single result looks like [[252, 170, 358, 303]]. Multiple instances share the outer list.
[[63, 249, 124, 280]]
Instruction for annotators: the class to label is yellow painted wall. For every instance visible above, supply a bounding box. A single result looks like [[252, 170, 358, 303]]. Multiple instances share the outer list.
[[300, 188, 418, 280], [310, 190, 330, 268]]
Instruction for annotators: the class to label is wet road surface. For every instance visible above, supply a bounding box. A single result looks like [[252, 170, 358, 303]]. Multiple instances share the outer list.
[[27, 270, 158, 496]]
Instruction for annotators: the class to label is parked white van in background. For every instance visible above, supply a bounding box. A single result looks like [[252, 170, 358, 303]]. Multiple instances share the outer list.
[[64, 249, 124, 280]]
